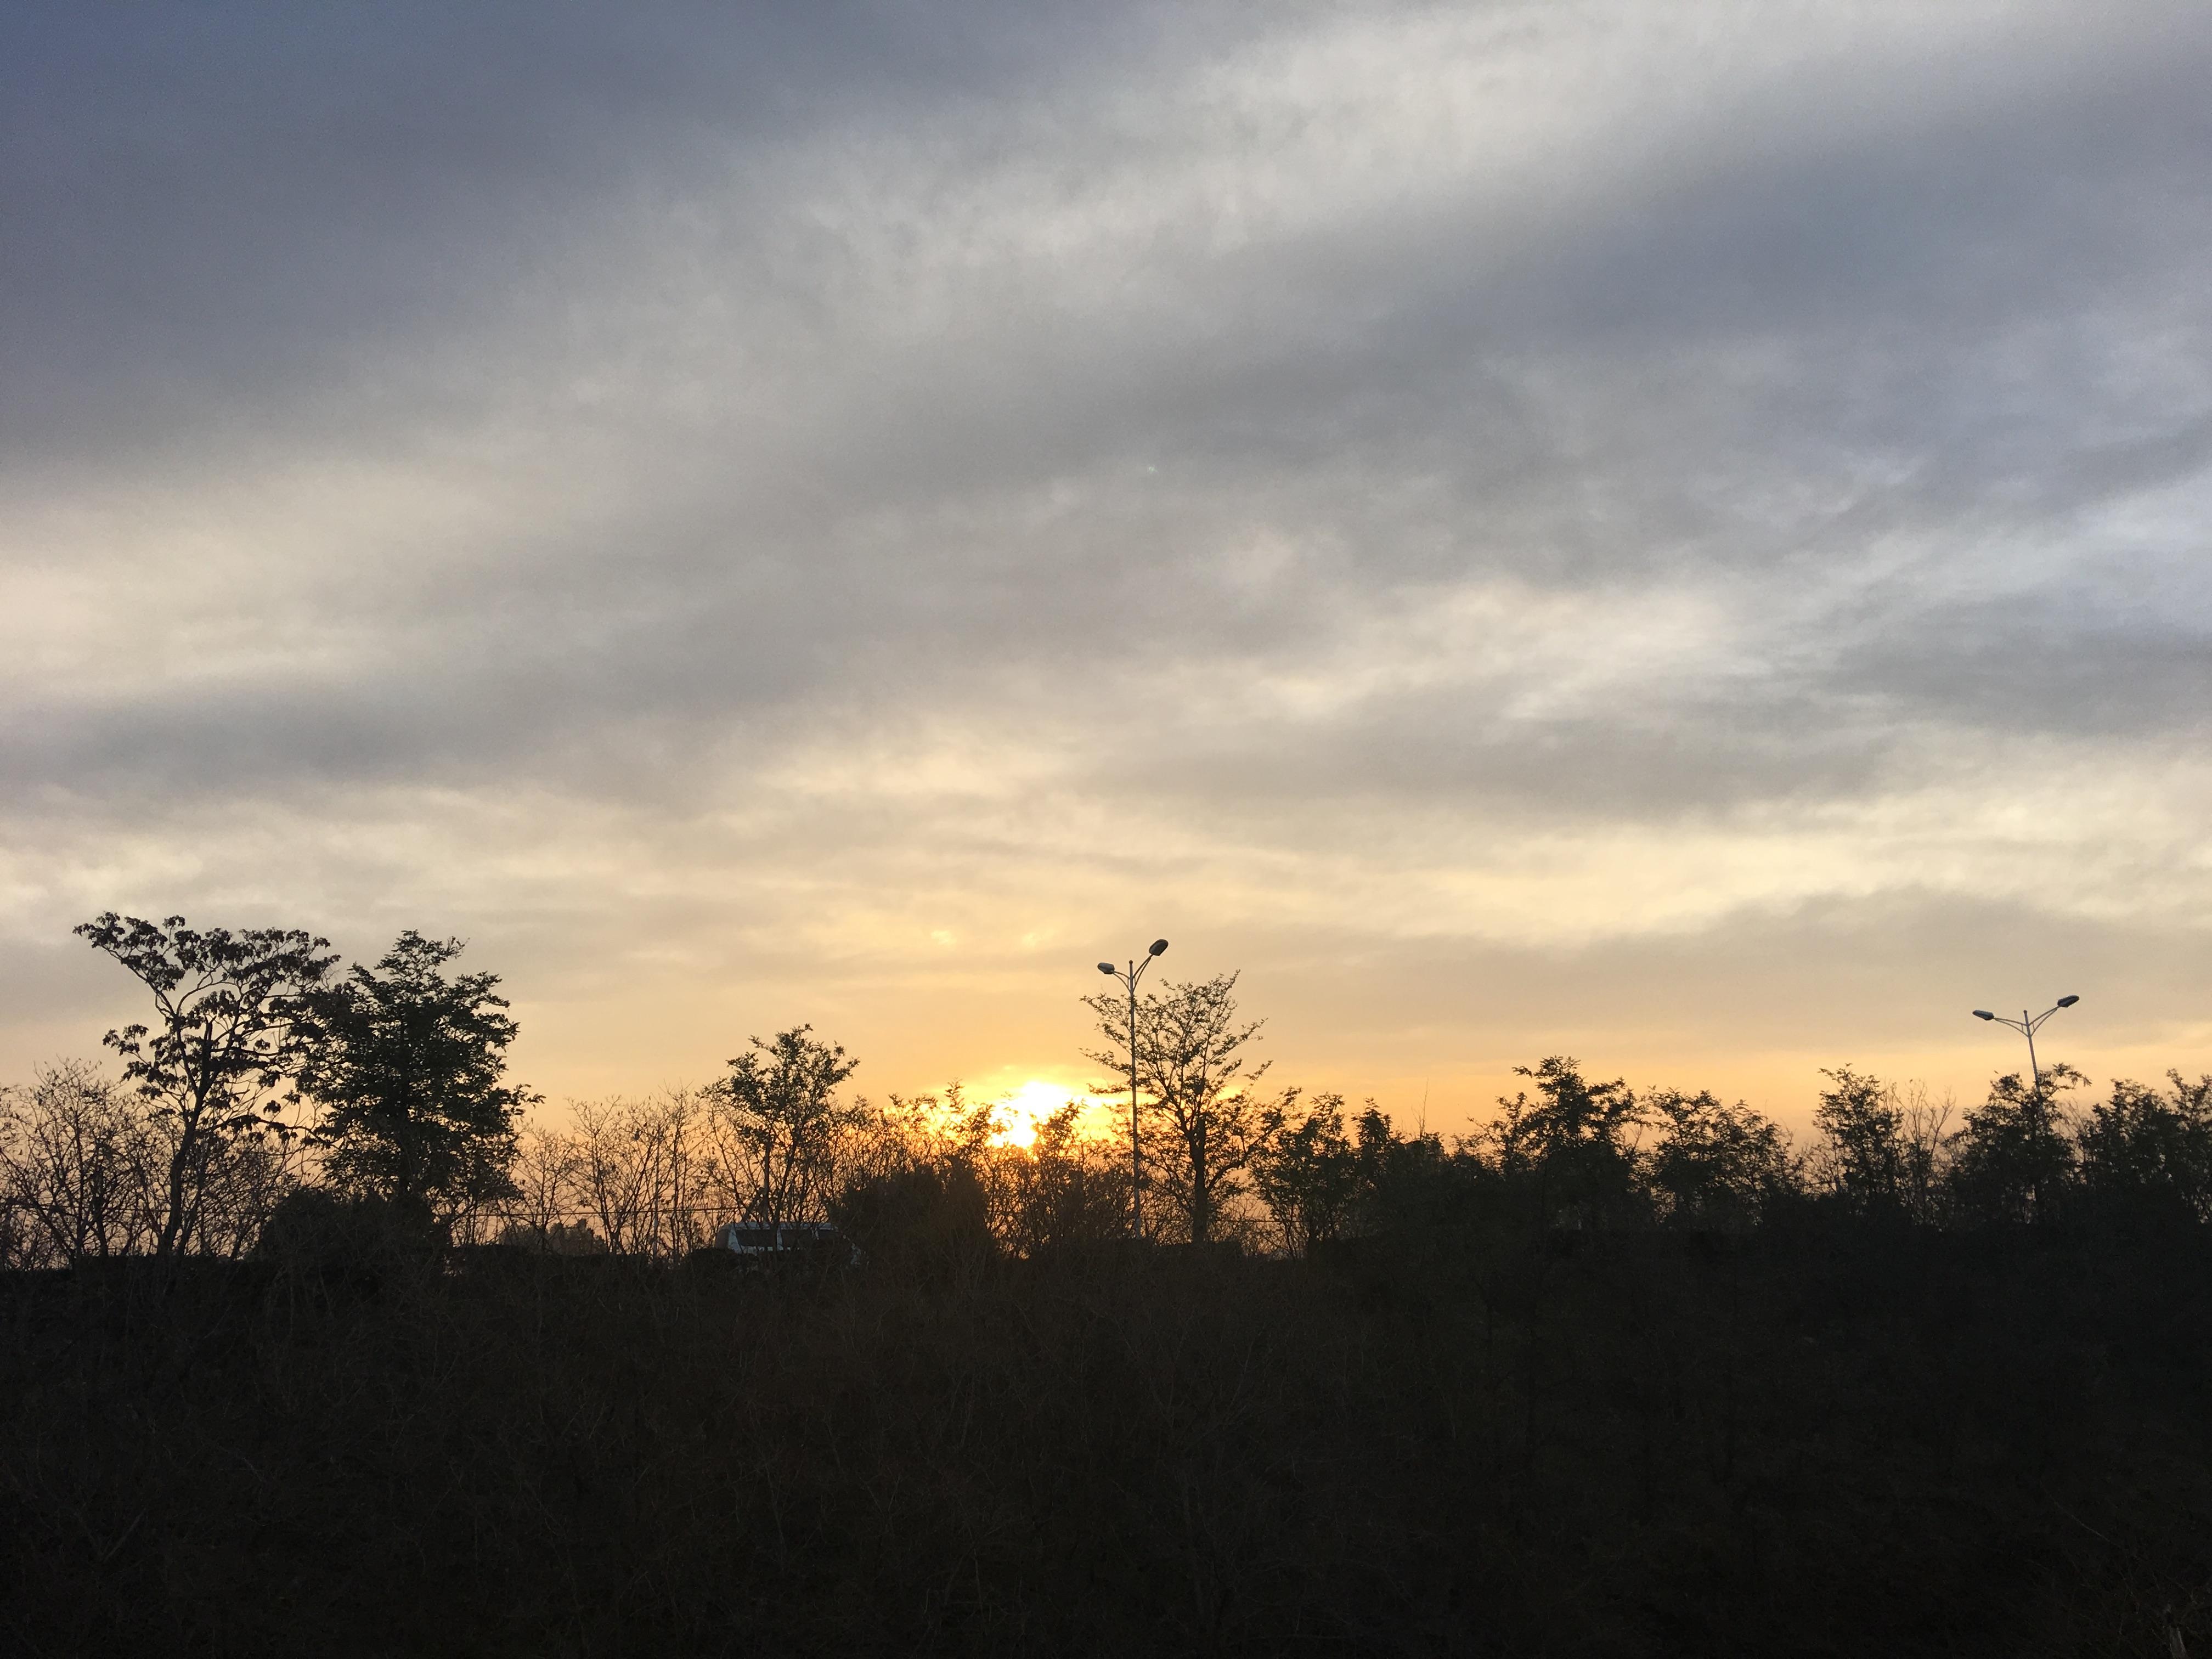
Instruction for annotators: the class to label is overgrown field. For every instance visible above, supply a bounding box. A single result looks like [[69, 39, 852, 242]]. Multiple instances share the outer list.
[[5, 1227, 2209, 1657]]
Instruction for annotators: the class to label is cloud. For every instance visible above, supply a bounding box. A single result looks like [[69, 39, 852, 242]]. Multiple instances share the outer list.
[[3, 1, 2209, 1117]]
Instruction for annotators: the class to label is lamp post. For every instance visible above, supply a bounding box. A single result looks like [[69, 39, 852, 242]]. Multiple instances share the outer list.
[[1971, 995, 2079, 1091], [1098, 939, 1168, 1240]]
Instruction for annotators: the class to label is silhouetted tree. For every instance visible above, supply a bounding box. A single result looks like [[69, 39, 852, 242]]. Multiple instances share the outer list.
[[843, 1084, 1001, 1187], [501, 1123, 582, 1246], [568, 1092, 718, 1255], [1088, 972, 1271, 1244], [292, 932, 533, 1225], [1949, 1064, 2084, 1223], [710, 1025, 860, 1227], [75, 913, 336, 1259], [1642, 1089, 1795, 1230], [833, 1161, 995, 1275], [2075, 1071, 2212, 1227], [0, 1060, 160, 1266], [1254, 1090, 1359, 1254], [1250, 1094, 1462, 1250], [1478, 1057, 1645, 1229], [845, 1082, 1029, 1238], [1807, 1066, 1946, 1222], [1349, 1104, 1466, 1232], [1002, 1103, 1130, 1255]]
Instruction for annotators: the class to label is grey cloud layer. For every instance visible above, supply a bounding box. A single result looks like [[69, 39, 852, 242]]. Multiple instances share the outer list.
[[1, 2, 1199, 458], [4, 2, 2210, 1101]]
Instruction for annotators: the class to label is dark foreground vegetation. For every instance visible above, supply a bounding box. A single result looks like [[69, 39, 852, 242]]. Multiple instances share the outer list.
[[5, 1223, 2211, 1657], [8, 913, 2212, 1653]]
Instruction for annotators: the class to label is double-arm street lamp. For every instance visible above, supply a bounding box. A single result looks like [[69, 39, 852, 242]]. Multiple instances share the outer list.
[[1971, 995, 2079, 1091], [1098, 939, 1169, 1240]]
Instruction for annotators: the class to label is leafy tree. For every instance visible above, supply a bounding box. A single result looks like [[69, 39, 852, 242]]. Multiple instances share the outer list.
[[1087, 971, 1271, 1244], [1811, 1066, 1903, 1216], [76, 912, 337, 1259], [1643, 1088, 1795, 1230], [1479, 1056, 1645, 1229], [1807, 1067, 1950, 1222], [1254, 1090, 1360, 1254], [1350, 1104, 1464, 1232], [1948, 1065, 2084, 1224], [2075, 1071, 2212, 1226], [292, 932, 534, 1222], [711, 1025, 860, 1227], [1257, 1096, 1459, 1249]]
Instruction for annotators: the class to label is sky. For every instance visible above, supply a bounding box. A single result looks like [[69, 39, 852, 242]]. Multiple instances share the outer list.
[[4, 1, 2210, 1139]]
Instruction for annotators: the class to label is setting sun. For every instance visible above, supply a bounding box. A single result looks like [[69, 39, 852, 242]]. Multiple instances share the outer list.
[[992, 1078, 1113, 1147]]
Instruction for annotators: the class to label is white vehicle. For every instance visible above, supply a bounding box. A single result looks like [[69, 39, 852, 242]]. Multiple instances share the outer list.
[[710, 1220, 849, 1260]]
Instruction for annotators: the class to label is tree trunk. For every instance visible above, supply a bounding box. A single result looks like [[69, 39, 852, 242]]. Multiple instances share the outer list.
[[156, 1119, 196, 1261], [1191, 1116, 1209, 1244]]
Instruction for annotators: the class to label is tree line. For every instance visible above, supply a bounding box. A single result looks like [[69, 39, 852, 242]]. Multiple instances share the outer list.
[[5, 911, 2209, 1272]]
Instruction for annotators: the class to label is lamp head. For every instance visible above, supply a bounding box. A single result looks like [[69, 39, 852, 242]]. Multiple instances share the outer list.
[[1097, 962, 1116, 975], [1973, 1010, 1996, 1021], [2056, 995, 2079, 1007], [1148, 939, 1169, 956]]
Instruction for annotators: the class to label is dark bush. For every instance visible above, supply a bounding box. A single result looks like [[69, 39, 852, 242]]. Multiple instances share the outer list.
[[833, 1161, 995, 1277], [254, 1187, 444, 1293]]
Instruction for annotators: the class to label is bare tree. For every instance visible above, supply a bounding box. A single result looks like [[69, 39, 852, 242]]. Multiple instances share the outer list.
[[1087, 971, 1272, 1245], [653, 1086, 715, 1252], [496, 1122, 587, 1249], [1892, 1081, 1954, 1222], [561, 1089, 721, 1256], [572, 1097, 662, 1255], [0, 1060, 160, 1267], [188, 1129, 296, 1260], [837, 1085, 1000, 1193]]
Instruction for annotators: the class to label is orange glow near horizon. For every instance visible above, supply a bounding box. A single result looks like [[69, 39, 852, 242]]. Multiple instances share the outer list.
[[991, 1078, 1115, 1147]]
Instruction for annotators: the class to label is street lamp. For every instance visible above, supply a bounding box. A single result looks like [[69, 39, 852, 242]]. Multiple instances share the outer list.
[[1970, 995, 2079, 1091], [1098, 939, 1168, 1240]]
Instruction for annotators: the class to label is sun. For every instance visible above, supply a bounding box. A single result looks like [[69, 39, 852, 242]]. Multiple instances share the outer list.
[[992, 1079, 1110, 1148]]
